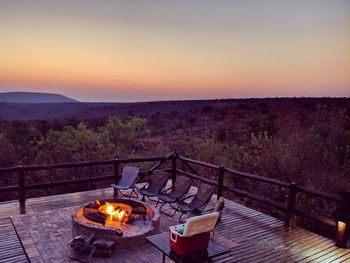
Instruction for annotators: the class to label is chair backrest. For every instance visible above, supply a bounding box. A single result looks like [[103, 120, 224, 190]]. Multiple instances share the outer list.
[[189, 183, 215, 210], [172, 175, 192, 196], [118, 166, 140, 187], [146, 170, 170, 194]]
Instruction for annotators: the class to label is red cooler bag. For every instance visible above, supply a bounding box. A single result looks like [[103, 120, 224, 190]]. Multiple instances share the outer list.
[[169, 228, 210, 256], [169, 212, 219, 256]]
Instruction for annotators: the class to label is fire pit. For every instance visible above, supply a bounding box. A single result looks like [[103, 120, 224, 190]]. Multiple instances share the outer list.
[[72, 198, 160, 248]]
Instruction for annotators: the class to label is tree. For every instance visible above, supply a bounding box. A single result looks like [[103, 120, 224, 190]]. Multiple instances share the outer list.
[[34, 123, 109, 164], [101, 117, 149, 156], [34, 116, 150, 163], [0, 134, 16, 167]]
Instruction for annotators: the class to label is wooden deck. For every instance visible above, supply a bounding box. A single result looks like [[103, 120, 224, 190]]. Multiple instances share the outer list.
[[0, 218, 29, 263], [0, 187, 349, 263]]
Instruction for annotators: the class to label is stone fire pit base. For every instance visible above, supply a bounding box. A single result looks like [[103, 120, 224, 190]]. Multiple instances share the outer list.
[[72, 199, 160, 249]]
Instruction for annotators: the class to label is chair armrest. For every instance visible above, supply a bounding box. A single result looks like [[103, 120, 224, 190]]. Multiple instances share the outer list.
[[135, 182, 149, 191], [161, 186, 173, 194], [181, 194, 195, 201], [202, 208, 214, 214]]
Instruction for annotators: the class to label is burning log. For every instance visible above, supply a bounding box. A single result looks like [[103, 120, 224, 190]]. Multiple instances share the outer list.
[[84, 212, 107, 225]]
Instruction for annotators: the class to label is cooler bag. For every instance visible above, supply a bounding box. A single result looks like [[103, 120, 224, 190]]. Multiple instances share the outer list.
[[169, 212, 219, 256]]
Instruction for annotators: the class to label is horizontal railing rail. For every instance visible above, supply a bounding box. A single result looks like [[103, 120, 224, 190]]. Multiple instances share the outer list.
[[222, 185, 287, 210], [293, 207, 338, 227], [0, 156, 167, 173], [178, 156, 220, 169], [0, 167, 19, 173], [0, 185, 19, 192], [25, 175, 115, 190], [176, 169, 218, 186], [224, 167, 290, 188], [295, 185, 342, 203]]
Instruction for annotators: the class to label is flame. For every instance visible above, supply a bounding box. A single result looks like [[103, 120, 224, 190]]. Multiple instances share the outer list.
[[98, 202, 129, 223], [117, 210, 125, 220]]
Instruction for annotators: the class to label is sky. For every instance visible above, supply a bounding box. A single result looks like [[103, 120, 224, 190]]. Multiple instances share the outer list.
[[0, 0, 349, 102]]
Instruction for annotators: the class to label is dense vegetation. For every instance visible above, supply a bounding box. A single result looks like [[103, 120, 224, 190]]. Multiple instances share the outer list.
[[0, 98, 349, 234], [1, 98, 349, 190]]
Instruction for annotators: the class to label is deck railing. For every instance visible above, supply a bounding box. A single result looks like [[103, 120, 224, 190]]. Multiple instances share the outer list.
[[0, 151, 349, 247]]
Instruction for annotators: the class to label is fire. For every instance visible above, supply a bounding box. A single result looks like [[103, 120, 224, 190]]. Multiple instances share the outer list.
[[98, 201, 130, 224]]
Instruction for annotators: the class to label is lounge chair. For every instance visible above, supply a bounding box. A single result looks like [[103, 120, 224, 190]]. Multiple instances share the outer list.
[[170, 183, 216, 221], [138, 170, 170, 201], [111, 166, 140, 199], [156, 175, 192, 210]]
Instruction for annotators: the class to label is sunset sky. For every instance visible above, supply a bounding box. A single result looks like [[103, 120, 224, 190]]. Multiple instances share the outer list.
[[0, 0, 349, 102]]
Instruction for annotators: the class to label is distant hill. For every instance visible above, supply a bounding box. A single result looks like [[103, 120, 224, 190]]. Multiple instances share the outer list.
[[0, 100, 215, 120], [0, 92, 78, 103]]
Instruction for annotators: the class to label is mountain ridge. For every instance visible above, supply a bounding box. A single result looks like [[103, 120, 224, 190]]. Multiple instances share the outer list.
[[0, 92, 78, 103]]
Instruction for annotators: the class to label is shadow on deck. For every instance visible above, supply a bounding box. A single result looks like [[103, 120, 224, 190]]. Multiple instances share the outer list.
[[0, 187, 349, 263]]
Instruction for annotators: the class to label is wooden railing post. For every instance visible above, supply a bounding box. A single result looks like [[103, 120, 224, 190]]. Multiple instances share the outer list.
[[286, 182, 297, 228], [336, 189, 350, 248], [171, 151, 178, 185], [217, 166, 225, 200], [113, 159, 120, 197], [18, 166, 26, 214]]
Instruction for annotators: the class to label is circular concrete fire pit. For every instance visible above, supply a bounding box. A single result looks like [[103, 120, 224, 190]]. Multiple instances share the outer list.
[[72, 198, 160, 248]]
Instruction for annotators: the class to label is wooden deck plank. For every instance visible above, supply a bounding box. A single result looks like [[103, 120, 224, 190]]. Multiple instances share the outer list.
[[0, 218, 29, 263], [260, 238, 335, 263], [318, 249, 350, 263], [329, 251, 350, 263], [226, 229, 308, 258], [300, 247, 342, 263], [0, 255, 28, 263], [296, 241, 342, 262], [219, 231, 315, 262]]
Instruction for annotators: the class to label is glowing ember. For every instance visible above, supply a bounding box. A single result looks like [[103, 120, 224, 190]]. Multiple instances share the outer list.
[[97, 201, 131, 224]]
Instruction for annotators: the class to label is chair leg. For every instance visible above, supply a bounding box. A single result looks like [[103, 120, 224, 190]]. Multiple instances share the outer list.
[[113, 189, 118, 198], [118, 190, 130, 198], [146, 196, 159, 203], [128, 189, 138, 199], [159, 205, 178, 217], [171, 208, 178, 217], [178, 210, 187, 223], [159, 202, 165, 210]]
